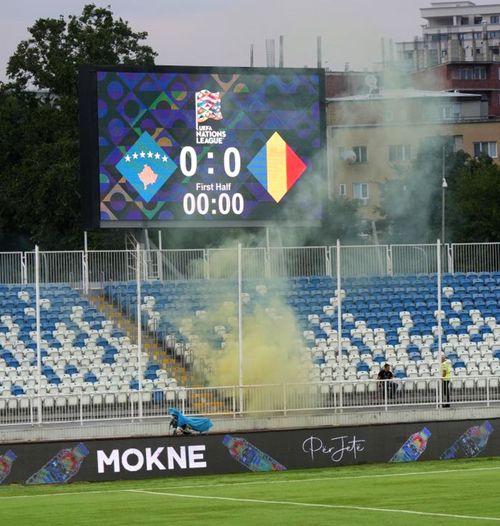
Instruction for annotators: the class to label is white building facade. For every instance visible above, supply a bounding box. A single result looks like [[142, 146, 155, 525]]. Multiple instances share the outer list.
[[397, 2, 500, 70]]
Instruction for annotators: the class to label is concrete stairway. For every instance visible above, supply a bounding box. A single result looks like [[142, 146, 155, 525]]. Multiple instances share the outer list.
[[89, 293, 227, 414], [90, 294, 189, 385]]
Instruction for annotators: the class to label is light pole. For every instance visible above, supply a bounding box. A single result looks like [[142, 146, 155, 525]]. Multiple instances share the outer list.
[[441, 146, 448, 270], [441, 178, 447, 244]]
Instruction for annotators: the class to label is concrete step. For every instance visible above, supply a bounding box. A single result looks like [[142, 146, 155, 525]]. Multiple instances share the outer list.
[[89, 293, 193, 386]]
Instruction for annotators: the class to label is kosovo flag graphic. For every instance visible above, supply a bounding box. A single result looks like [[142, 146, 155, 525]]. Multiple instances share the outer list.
[[247, 132, 307, 203], [115, 132, 178, 203]]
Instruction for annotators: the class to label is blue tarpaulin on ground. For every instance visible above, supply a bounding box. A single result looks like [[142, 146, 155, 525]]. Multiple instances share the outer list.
[[168, 408, 213, 433]]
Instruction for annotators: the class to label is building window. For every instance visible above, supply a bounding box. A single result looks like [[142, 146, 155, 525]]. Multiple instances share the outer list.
[[454, 135, 464, 152], [352, 146, 368, 163], [442, 104, 461, 120], [428, 49, 439, 66], [474, 16, 483, 24], [389, 144, 411, 162], [491, 15, 500, 23], [473, 142, 498, 158], [431, 34, 448, 42], [461, 17, 469, 25], [339, 184, 346, 197], [352, 183, 369, 201], [452, 67, 487, 80], [338, 146, 367, 163], [488, 31, 500, 38]]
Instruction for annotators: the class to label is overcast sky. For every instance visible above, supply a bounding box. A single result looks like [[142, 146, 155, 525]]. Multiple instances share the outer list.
[[2, 0, 499, 80]]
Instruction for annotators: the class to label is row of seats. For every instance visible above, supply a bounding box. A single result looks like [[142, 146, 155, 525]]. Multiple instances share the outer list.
[[104, 273, 500, 386], [2, 272, 499, 402], [0, 285, 176, 398]]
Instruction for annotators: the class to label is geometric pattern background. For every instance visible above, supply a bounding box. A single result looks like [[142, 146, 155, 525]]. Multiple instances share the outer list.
[[96, 69, 323, 224]]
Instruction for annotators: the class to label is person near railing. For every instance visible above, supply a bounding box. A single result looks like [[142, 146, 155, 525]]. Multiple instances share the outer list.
[[441, 355, 452, 408], [377, 363, 396, 398]]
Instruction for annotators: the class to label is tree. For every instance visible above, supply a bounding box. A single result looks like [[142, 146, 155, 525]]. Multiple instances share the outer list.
[[0, 4, 156, 250], [378, 138, 500, 244], [448, 155, 500, 242], [7, 4, 156, 100], [281, 196, 365, 246], [0, 87, 41, 249], [377, 138, 467, 244]]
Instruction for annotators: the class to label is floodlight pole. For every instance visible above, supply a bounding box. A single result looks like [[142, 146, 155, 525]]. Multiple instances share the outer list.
[[441, 146, 448, 271]]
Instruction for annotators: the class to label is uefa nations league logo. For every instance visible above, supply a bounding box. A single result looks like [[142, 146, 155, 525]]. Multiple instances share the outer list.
[[195, 90, 227, 145]]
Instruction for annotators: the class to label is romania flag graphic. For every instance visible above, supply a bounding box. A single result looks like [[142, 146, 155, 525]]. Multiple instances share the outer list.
[[247, 132, 307, 203]]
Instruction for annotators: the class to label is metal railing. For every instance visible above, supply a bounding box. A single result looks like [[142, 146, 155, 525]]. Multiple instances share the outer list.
[[1, 377, 499, 427], [0, 253, 24, 284], [0, 243, 499, 287], [451, 242, 500, 274]]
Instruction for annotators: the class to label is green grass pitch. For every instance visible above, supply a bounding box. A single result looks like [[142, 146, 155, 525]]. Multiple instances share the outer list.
[[1, 457, 500, 525]]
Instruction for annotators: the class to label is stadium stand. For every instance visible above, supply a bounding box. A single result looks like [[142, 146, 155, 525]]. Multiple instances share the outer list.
[[0, 268, 499, 421], [0, 284, 178, 410], [105, 271, 500, 395]]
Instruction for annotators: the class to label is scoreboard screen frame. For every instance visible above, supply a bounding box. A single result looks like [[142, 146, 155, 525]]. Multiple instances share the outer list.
[[79, 64, 326, 229]]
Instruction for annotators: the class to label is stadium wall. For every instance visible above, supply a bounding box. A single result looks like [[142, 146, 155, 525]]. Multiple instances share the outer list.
[[0, 417, 497, 485]]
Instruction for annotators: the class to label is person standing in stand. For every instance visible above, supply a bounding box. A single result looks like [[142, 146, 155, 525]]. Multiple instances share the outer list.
[[377, 363, 396, 398], [441, 355, 452, 408]]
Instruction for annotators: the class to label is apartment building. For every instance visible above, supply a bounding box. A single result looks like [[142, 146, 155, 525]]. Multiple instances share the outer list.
[[397, 1, 500, 69], [327, 88, 500, 219]]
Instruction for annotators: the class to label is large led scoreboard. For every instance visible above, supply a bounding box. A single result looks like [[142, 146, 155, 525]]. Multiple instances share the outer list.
[[79, 65, 325, 228]]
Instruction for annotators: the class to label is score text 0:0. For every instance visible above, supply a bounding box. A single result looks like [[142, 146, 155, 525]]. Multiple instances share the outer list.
[[179, 147, 241, 178], [183, 193, 244, 215]]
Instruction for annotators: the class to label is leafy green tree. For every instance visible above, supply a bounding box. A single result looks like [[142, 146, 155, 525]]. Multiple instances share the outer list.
[[0, 4, 156, 250], [377, 138, 466, 244], [448, 155, 500, 242], [7, 4, 156, 99], [378, 138, 500, 244], [282, 196, 365, 246]]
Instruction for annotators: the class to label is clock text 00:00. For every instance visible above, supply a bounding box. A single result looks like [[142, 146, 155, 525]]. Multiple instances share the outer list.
[[183, 193, 244, 215]]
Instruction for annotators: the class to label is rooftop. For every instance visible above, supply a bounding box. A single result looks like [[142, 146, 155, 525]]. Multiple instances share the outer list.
[[327, 88, 482, 102], [422, 1, 500, 14], [430, 1, 476, 6]]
